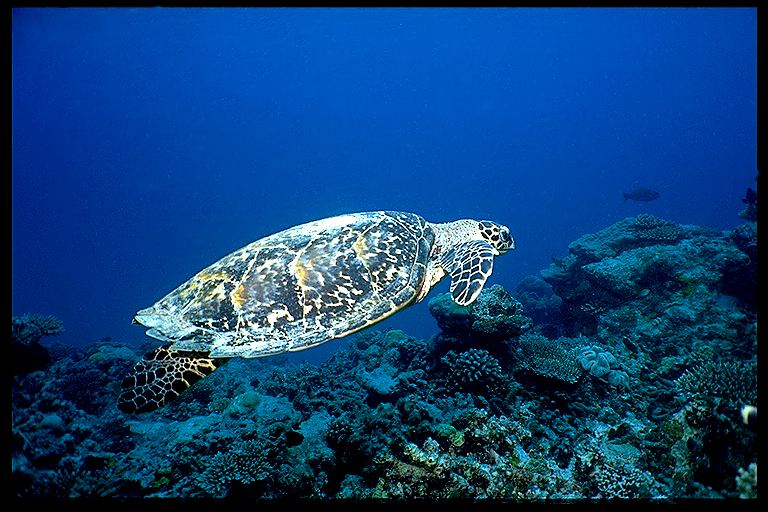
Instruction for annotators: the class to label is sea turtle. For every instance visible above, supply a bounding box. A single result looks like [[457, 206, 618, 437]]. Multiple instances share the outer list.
[[118, 211, 514, 413]]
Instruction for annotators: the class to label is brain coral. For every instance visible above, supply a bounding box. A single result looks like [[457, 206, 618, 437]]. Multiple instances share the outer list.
[[576, 346, 629, 388], [578, 346, 616, 378]]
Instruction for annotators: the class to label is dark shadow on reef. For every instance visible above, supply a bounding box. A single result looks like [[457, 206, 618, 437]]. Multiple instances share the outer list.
[[12, 213, 757, 499]]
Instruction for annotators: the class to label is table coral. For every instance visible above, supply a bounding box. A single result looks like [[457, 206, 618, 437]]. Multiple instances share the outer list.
[[515, 333, 583, 384]]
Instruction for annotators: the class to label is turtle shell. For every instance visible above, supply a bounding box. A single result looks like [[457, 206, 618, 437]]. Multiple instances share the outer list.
[[134, 211, 435, 357]]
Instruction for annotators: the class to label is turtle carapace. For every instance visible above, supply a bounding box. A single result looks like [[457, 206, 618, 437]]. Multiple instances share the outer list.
[[118, 211, 514, 413]]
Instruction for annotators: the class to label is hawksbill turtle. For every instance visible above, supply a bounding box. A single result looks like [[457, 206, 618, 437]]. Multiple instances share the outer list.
[[118, 211, 514, 413]]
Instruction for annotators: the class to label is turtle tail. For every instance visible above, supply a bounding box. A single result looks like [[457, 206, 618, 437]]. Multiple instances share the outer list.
[[117, 345, 225, 414]]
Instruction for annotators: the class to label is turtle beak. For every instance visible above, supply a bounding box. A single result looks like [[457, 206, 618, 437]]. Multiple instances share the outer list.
[[134, 307, 162, 328]]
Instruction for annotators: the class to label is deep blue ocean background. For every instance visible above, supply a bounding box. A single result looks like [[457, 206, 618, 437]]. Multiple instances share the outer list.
[[12, 7, 756, 363]]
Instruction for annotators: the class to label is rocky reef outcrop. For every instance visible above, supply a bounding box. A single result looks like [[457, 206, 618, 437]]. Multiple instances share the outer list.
[[541, 214, 755, 341], [12, 314, 63, 375]]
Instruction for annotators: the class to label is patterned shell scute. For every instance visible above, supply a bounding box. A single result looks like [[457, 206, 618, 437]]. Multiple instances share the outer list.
[[137, 211, 434, 358]]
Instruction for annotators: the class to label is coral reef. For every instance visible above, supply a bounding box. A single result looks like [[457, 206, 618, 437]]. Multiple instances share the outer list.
[[735, 463, 757, 499], [428, 284, 532, 359], [12, 215, 757, 500], [428, 284, 533, 341], [724, 222, 757, 307], [12, 314, 64, 374], [513, 275, 562, 337], [541, 214, 752, 338], [592, 460, 658, 498]]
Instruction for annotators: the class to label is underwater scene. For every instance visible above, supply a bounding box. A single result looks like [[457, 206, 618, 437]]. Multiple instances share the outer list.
[[12, 8, 757, 500]]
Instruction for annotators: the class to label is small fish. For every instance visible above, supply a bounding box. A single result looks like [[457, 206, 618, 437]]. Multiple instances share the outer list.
[[623, 187, 660, 202], [285, 430, 304, 447], [741, 405, 758, 432], [742, 187, 757, 205]]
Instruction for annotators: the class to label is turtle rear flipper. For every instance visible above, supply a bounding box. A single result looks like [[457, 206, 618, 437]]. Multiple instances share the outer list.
[[117, 346, 224, 414]]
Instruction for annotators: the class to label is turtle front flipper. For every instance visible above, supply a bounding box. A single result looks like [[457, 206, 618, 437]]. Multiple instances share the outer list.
[[117, 346, 225, 414], [439, 240, 498, 306]]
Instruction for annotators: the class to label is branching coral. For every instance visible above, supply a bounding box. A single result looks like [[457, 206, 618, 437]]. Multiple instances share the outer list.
[[325, 417, 355, 452], [12, 314, 64, 346], [441, 349, 504, 394], [639, 225, 684, 242], [677, 359, 757, 405], [633, 213, 666, 228], [593, 461, 656, 498], [201, 440, 272, 496]]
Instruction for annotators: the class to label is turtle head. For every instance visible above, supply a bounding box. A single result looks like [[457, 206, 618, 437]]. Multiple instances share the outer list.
[[432, 218, 515, 306], [478, 220, 515, 254]]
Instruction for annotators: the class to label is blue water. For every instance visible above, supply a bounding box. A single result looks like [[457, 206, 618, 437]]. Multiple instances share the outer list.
[[12, 8, 756, 362]]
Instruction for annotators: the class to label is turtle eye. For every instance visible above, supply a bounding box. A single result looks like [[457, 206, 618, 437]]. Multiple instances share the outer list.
[[479, 221, 513, 251], [497, 228, 513, 249]]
